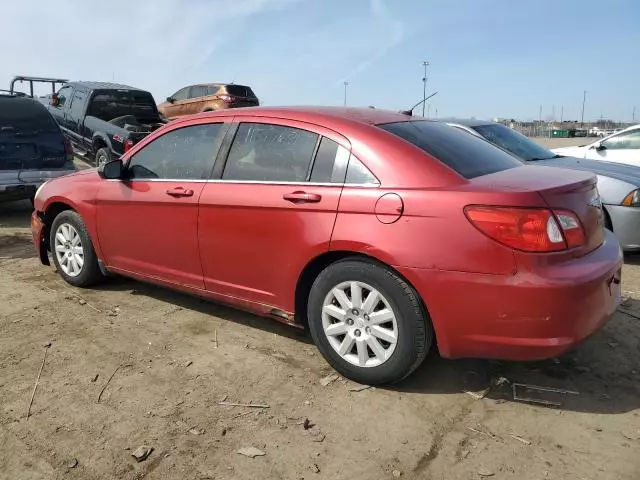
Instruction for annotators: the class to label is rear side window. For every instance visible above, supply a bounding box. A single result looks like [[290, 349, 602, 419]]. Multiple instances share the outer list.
[[223, 123, 318, 182], [88, 90, 157, 121], [128, 123, 224, 180], [189, 86, 208, 98], [309, 137, 349, 183], [380, 121, 522, 179], [225, 85, 256, 98]]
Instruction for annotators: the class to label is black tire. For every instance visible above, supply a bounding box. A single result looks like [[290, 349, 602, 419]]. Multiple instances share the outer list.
[[95, 147, 111, 167], [307, 259, 432, 385], [49, 210, 104, 287]]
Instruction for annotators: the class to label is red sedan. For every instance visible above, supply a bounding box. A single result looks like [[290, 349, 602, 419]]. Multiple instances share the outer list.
[[31, 107, 623, 385]]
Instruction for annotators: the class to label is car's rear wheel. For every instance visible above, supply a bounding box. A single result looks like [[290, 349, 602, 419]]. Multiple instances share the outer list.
[[50, 210, 104, 287], [307, 259, 432, 385], [95, 147, 111, 167]]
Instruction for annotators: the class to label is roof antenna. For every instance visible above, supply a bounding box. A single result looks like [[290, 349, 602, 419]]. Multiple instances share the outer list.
[[400, 91, 439, 116]]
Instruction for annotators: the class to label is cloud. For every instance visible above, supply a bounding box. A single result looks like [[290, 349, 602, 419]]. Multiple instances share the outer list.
[[0, 0, 302, 100], [339, 0, 404, 83]]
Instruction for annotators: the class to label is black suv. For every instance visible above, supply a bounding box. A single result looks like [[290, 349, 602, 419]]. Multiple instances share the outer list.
[[0, 91, 75, 203]]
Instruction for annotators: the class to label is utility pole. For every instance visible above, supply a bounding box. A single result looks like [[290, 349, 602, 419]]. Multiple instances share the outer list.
[[427, 104, 431, 118], [343, 82, 349, 106], [560, 105, 564, 123], [580, 90, 587, 127], [422, 60, 429, 117]]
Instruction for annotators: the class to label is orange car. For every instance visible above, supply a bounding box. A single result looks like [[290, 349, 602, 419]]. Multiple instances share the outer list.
[[158, 84, 259, 119]]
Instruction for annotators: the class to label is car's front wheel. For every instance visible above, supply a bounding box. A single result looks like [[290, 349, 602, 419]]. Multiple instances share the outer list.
[[307, 259, 432, 385], [50, 210, 104, 287]]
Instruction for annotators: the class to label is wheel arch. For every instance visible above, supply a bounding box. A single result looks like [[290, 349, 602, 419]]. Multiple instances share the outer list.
[[91, 134, 111, 154], [294, 250, 433, 331], [41, 201, 76, 255]]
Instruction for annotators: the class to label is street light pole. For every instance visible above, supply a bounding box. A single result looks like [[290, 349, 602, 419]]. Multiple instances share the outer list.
[[422, 61, 429, 117], [580, 90, 587, 127], [343, 82, 349, 107]]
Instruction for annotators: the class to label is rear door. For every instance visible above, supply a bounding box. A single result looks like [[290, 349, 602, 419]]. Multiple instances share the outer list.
[[198, 118, 349, 312], [96, 119, 228, 288]]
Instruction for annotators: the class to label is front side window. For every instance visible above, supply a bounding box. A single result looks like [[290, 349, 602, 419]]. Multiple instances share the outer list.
[[56, 86, 73, 107], [602, 130, 640, 150], [171, 87, 189, 101], [128, 123, 224, 180], [222, 123, 318, 182]]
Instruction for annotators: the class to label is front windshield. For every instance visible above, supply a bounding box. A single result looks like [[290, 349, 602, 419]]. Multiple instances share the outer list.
[[473, 123, 556, 161]]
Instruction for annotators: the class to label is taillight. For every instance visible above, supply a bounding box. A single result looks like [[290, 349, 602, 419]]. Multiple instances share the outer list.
[[123, 139, 134, 153], [554, 209, 585, 248], [219, 94, 235, 103], [464, 206, 585, 252], [64, 138, 74, 161]]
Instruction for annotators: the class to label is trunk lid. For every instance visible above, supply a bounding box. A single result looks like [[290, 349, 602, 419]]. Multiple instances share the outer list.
[[471, 165, 605, 255]]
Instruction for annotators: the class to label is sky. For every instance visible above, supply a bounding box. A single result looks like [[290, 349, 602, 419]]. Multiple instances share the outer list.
[[1, 0, 638, 122]]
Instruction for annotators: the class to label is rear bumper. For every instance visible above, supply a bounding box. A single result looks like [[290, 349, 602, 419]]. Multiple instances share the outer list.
[[398, 229, 623, 360], [606, 204, 640, 251], [0, 183, 37, 202], [31, 211, 49, 265]]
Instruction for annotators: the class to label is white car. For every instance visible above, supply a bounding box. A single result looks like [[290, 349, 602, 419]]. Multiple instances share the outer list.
[[553, 125, 640, 167]]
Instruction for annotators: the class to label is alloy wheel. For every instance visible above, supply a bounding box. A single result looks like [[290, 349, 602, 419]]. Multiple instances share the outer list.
[[321, 281, 398, 368], [54, 223, 84, 277]]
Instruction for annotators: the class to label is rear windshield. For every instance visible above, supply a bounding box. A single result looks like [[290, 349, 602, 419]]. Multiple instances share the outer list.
[[380, 121, 523, 179], [87, 90, 158, 121], [225, 85, 256, 98], [0, 97, 59, 133]]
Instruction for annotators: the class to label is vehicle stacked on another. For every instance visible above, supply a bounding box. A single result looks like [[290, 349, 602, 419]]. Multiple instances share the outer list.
[[0, 90, 75, 204], [46, 82, 166, 166], [445, 119, 640, 251], [32, 107, 622, 385], [158, 83, 259, 119]]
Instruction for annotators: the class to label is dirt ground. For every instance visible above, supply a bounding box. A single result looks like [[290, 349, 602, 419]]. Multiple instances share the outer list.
[[1, 164, 639, 479], [534, 137, 594, 149]]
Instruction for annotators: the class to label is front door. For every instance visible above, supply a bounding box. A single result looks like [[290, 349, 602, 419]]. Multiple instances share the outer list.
[[198, 119, 350, 312], [96, 121, 227, 288]]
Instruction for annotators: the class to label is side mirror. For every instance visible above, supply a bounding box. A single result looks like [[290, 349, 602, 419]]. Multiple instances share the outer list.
[[99, 159, 123, 179], [50, 94, 59, 107], [594, 143, 606, 151], [166, 96, 175, 104]]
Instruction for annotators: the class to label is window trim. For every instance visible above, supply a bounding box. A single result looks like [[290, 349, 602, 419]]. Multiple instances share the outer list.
[[208, 119, 378, 187]]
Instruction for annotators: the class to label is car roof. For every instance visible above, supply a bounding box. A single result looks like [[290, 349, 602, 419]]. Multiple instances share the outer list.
[[189, 106, 416, 127], [438, 117, 494, 128], [64, 81, 147, 92]]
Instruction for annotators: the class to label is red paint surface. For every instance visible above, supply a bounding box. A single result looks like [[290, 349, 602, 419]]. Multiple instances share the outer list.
[[32, 107, 623, 361]]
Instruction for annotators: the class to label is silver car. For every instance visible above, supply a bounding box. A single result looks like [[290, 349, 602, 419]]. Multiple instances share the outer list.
[[445, 119, 640, 252]]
